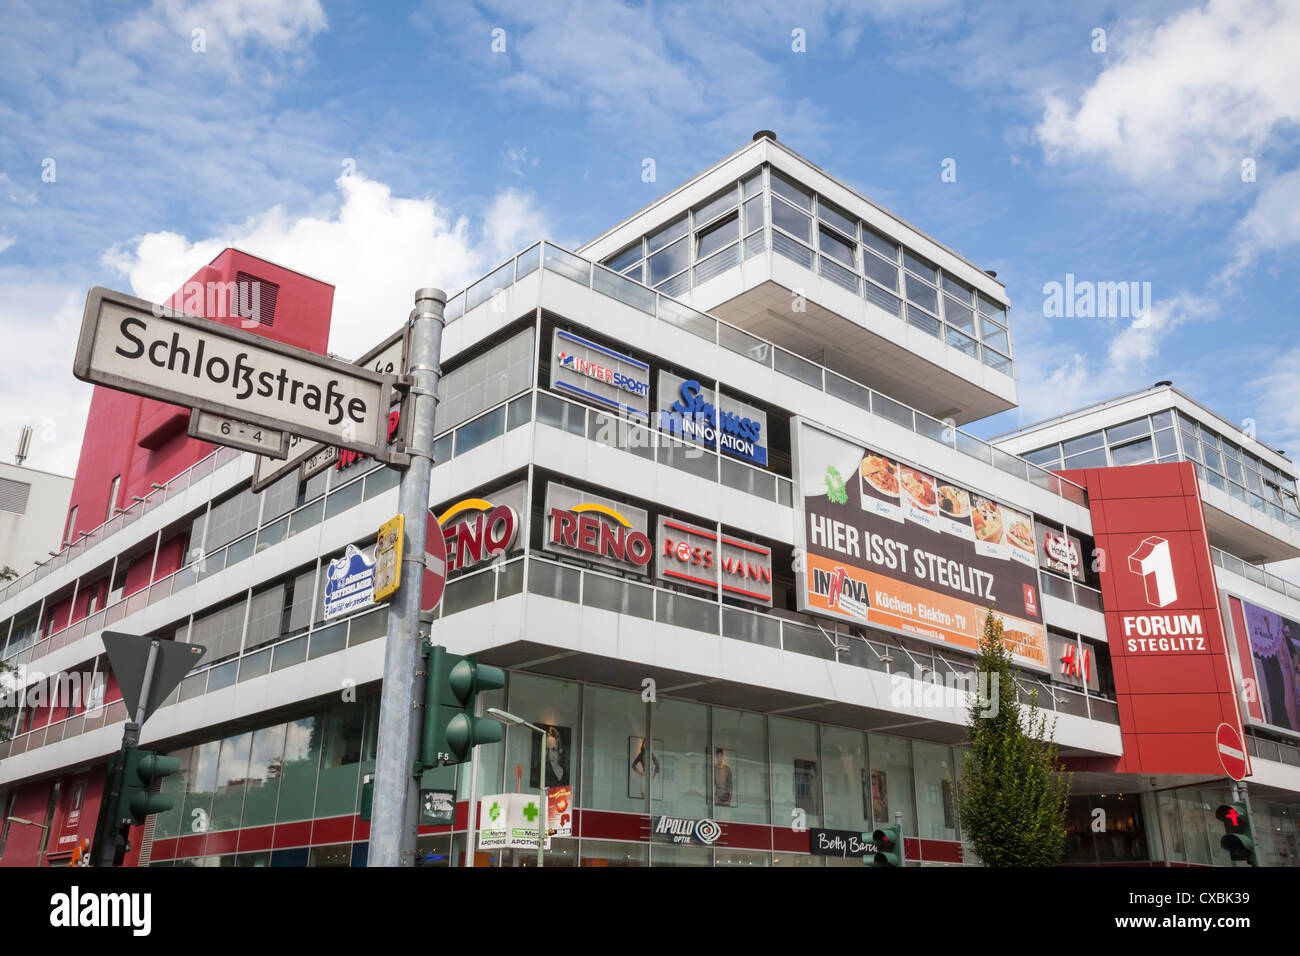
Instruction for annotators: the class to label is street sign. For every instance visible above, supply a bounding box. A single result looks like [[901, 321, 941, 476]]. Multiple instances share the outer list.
[[1216, 722, 1248, 781], [250, 324, 409, 492], [76, 286, 395, 460], [188, 408, 290, 458], [323, 544, 376, 620], [374, 515, 404, 602], [421, 509, 448, 612], [420, 788, 456, 826], [101, 632, 206, 725]]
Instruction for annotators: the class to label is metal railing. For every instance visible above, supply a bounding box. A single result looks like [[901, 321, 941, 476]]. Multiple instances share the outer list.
[[1212, 546, 1300, 604]]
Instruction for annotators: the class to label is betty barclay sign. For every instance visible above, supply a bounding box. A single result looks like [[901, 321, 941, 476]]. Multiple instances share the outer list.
[[323, 544, 376, 620], [658, 371, 768, 467], [551, 328, 650, 419], [656, 516, 773, 606], [793, 420, 1048, 671], [75, 287, 395, 460], [544, 483, 652, 573]]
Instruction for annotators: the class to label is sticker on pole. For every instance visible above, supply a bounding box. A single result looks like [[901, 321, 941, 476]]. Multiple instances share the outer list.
[[323, 544, 376, 620], [422, 510, 448, 612], [1216, 722, 1248, 781], [374, 515, 403, 603]]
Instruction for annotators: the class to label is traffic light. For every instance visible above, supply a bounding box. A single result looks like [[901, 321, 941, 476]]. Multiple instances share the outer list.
[[1216, 802, 1257, 866], [421, 644, 505, 768], [120, 746, 182, 826], [864, 825, 904, 867]]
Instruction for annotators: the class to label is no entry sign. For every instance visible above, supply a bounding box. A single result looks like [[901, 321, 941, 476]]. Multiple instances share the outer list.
[[422, 510, 448, 612], [1216, 722, 1248, 781]]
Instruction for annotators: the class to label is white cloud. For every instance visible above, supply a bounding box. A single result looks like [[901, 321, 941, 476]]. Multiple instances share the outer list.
[[1107, 293, 1215, 372], [124, 0, 327, 54], [1219, 167, 1300, 281], [0, 236, 14, 256], [1244, 346, 1300, 456], [1037, 0, 1300, 197], [102, 173, 552, 363]]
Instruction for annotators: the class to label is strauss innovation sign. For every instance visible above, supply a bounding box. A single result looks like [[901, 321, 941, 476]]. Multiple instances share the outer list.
[[74, 287, 397, 461]]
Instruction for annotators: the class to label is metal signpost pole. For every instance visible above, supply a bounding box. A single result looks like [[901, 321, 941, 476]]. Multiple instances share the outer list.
[[370, 288, 446, 867], [538, 733, 546, 869], [93, 639, 159, 868]]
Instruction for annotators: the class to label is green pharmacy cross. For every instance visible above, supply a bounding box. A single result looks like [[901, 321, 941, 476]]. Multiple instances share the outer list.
[[489, 801, 501, 821], [522, 801, 539, 822]]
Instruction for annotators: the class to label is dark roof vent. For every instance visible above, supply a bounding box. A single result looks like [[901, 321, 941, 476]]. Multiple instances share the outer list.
[[1154, 380, 1173, 388], [235, 271, 279, 327], [984, 269, 998, 279], [753, 130, 777, 142]]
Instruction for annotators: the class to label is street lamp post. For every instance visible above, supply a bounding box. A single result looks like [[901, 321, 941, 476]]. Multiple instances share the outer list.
[[7, 816, 50, 868], [487, 707, 547, 868]]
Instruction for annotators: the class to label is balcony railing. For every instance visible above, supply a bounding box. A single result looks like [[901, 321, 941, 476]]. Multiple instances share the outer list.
[[1212, 546, 1300, 604]]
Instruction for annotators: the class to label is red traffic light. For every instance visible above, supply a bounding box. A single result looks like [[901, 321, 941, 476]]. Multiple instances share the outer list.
[[1215, 804, 1244, 830]]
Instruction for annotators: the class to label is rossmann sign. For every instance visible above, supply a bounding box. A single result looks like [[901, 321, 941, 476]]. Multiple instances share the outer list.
[[656, 517, 773, 606], [1060, 461, 1249, 778], [658, 371, 768, 467], [543, 483, 652, 572]]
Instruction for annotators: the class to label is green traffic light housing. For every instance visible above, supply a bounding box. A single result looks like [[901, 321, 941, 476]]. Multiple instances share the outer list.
[[1215, 802, 1257, 866], [421, 646, 505, 768], [121, 747, 182, 826], [864, 824, 904, 867]]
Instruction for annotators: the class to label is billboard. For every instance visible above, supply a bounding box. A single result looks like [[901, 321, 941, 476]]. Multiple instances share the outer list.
[[793, 421, 1048, 670], [1237, 598, 1300, 732], [655, 516, 773, 606]]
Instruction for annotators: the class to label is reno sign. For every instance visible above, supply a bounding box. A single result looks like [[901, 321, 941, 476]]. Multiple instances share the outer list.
[[436, 481, 526, 573], [658, 371, 768, 467], [544, 483, 652, 572]]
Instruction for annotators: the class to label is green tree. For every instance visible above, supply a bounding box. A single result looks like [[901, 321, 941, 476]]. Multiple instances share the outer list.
[[956, 608, 1071, 866]]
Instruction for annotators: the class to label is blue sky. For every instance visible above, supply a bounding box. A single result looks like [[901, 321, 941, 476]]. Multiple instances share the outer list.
[[2, 0, 1299, 478]]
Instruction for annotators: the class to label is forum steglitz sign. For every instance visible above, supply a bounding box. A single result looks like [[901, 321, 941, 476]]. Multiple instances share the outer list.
[[658, 370, 768, 467], [74, 286, 396, 459]]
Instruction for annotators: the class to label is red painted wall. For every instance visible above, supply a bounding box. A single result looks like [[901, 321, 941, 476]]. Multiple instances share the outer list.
[[64, 249, 334, 545], [1062, 462, 1249, 777]]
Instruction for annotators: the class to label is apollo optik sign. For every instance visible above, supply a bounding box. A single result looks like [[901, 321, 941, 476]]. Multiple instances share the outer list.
[[74, 287, 395, 459]]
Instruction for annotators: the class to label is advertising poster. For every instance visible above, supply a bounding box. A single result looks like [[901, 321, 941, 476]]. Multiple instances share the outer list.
[[529, 724, 573, 789], [795, 420, 1048, 670], [548, 786, 574, 837], [1242, 600, 1300, 732]]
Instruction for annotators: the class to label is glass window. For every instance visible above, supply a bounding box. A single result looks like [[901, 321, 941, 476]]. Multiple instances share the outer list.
[[647, 237, 689, 284], [1151, 409, 1174, 430], [1111, 437, 1155, 466], [693, 187, 738, 227], [771, 197, 812, 244], [241, 723, 287, 828], [818, 226, 855, 267], [771, 172, 811, 210], [652, 698, 709, 820], [276, 717, 320, 823], [943, 296, 975, 333], [1203, 447, 1222, 473], [211, 732, 253, 831], [605, 243, 642, 273], [742, 195, 765, 233], [181, 741, 219, 837], [981, 321, 1010, 354], [504, 673, 580, 797], [903, 251, 937, 283], [862, 227, 897, 261], [710, 707, 768, 825], [913, 742, 958, 841], [905, 274, 938, 312], [580, 839, 647, 867], [1064, 447, 1109, 468], [1024, 445, 1061, 467], [977, 292, 1006, 319], [152, 746, 192, 840], [982, 347, 1013, 376], [743, 172, 763, 198], [941, 274, 972, 301], [1062, 431, 1104, 456], [861, 248, 898, 291], [946, 327, 978, 358], [581, 685, 647, 813], [820, 725, 867, 832], [1154, 428, 1179, 457], [647, 216, 687, 254], [867, 733, 916, 832], [817, 200, 855, 238], [315, 704, 364, 818], [771, 716, 820, 828], [696, 212, 739, 260]]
